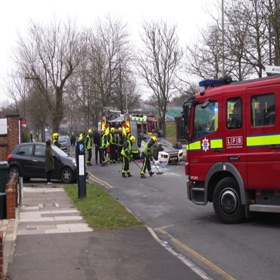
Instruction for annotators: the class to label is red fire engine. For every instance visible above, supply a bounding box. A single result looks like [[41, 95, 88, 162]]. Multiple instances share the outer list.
[[183, 73, 280, 223]]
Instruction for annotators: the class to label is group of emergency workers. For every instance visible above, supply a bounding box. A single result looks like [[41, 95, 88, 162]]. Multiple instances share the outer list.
[[71, 126, 158, 179]]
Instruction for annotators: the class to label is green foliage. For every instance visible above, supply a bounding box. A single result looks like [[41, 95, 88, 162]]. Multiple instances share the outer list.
[[21, 130, 30, 143], [165, 121, 177, 144], [64, 184, 144, 230]]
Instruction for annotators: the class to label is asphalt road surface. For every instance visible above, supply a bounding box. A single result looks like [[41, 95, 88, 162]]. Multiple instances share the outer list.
[[87, 158, 280, 280]]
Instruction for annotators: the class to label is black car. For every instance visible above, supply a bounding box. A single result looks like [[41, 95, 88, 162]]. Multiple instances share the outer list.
[[7, 142, 77, 183]]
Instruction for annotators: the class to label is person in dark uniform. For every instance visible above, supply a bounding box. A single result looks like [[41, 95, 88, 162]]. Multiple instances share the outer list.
[[93, 130, 102, 164]]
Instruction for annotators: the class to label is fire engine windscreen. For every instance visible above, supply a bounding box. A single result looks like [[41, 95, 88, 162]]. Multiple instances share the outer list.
[[193, 101, 218, 140], [183, 100, 192, 140]]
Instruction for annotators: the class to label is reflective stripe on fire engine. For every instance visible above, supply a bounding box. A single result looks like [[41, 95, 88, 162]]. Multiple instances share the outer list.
[[186, 139, 223, 151], [210, 139, 223, 148], [186, 141, 201, 151], [246, 134, 280, 147], [131, 116, 147, 122]]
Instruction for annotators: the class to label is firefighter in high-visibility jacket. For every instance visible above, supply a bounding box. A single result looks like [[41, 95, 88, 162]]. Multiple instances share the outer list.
[[52, 133, 61, 148], [116, 127, 124, 162], [100, 130, 108, 166], [86, 129, 93, 166], [121, 135, 135, 178], [140, 136, 157, 178]]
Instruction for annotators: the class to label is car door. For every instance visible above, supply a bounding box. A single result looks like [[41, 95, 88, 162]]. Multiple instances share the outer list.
[[16, 144, 34, 177], [32, 144, 47, 178]]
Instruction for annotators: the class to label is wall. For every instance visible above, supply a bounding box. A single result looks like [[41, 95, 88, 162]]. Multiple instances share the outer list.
[[0, 115, 20, 161]]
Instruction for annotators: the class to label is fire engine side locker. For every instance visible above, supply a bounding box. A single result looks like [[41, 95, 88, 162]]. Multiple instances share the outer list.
[[245, 84, 280, 212]]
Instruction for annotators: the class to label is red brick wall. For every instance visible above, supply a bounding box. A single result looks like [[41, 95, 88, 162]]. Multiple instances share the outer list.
[[6, 176, 18, 219], [0, 115, 20, 161]]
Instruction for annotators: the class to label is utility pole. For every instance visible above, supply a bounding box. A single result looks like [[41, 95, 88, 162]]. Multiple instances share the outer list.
[[222, 0, 225, 76]]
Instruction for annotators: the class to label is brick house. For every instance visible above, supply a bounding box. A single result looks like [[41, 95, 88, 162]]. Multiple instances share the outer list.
[[0, 115, 20, 161]]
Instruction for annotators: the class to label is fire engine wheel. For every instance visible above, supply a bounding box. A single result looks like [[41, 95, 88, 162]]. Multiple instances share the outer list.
[[213, 177, 245, 224]]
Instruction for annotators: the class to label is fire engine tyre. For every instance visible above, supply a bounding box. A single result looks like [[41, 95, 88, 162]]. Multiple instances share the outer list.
[[213, 177, 245, 224]]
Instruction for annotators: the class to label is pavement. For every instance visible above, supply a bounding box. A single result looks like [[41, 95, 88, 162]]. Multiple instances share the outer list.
[[0, 180, 204, 280]]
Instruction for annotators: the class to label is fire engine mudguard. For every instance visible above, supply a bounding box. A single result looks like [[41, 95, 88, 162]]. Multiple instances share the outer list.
[[205, 162, 247, 223], [205, 162, 246, 204]]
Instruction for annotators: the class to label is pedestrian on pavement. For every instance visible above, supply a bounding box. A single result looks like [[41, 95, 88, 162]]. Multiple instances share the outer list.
[[121, 135, 135, 178], [93, 129, 102, 164], [140, 136, 157, 178], [45, 139, 54, 185]]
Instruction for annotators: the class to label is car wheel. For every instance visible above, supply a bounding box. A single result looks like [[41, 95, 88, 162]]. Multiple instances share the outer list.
[[61, 167, 74, 183], [213, 177, 245, 224], [9, 166, 21, 178]]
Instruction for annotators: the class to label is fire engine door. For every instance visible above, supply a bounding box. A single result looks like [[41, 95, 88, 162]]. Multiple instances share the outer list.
[[246, 85, 280, 189], [188, 97, 224, 181]]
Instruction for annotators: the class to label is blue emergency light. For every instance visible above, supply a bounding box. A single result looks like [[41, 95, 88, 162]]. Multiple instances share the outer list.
[[199, 76, 233, 88]]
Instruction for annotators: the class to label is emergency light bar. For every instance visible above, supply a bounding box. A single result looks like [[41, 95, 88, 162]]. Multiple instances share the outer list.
[[199, 79, 225, 87], [265, 65, 280, 75], [199, 76, 233, 89]]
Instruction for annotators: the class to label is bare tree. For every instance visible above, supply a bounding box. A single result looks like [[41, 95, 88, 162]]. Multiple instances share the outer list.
[[88, 16, 132, 109], [25, 86, 49, 141], [185, 0, 274, 81], [264, 0, 280, 65], [13, 17, 83, 133], [138, 20, 183, 135], [185, 25, 224, 80]]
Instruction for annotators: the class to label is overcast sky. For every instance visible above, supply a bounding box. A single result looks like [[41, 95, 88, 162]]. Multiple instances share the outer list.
[[0, 0, 217, 104]]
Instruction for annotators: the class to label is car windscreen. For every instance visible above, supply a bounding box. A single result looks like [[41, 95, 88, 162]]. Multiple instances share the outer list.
[[51, 144, 68, 156], [58, 136, 67, 142]]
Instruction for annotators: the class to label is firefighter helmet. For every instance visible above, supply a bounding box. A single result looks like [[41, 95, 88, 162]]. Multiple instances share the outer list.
[[110, 127, 115, 133], [88, 129, 92, 134], [52, 132, 59, 139], [152, 136, 157, 142], [130, 136, 136, 143]]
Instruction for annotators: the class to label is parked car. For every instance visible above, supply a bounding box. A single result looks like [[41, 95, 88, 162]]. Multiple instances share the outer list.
[[7, 142, 77, 183], [58, 135, 68, 152], [138, 136, 183, 164]]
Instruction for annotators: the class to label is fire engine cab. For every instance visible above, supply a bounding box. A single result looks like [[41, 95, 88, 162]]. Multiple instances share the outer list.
[[183, 72, 280, 223]]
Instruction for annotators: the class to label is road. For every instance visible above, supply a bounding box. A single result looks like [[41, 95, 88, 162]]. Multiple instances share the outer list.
[[87, 159, 280, 280]]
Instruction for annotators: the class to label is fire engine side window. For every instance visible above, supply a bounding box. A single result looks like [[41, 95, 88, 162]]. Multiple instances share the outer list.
[[193, 101, 218, 139], [251, 93, 275, 127], [227, 98, 242, 129]]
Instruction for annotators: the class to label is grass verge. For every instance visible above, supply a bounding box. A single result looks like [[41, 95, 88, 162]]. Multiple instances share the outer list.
[[64, 184, 144, 230]]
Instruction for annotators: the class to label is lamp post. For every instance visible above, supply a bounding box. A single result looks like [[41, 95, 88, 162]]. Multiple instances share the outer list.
[[222, 0, 225, 76]]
